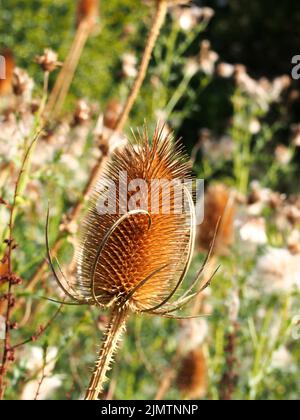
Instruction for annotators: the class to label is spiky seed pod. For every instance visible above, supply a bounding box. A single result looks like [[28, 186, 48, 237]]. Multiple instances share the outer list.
[[176, 348, 207, 399], [48, 126, 206, 399], [197, 183, 235, 256], [0, 49, 14, 96], [76, 0, 99, 30], [75, 127, 194, 312]]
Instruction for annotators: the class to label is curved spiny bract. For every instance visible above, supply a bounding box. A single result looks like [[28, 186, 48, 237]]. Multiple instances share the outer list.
[[75, 127, 194, 312]]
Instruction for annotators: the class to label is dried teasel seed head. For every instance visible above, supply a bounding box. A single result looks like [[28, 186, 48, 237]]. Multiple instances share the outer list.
[[197, 183, 235, 256], [35, 49, 61, 73], [0, 49, 14, 96], [73, 99, 92, 125], [74, 127, 195, 312], [0, 258, 9, 278], [176, 347, 208, 399], [76, 0, 99, 30]]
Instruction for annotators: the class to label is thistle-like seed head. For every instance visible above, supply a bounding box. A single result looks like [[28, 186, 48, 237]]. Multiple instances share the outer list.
[[75, 127, 195, 312]]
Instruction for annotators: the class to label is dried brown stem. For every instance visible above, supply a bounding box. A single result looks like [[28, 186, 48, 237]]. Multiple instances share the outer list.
[[219, 323, 239, 400], [85, 308, 129, 400]]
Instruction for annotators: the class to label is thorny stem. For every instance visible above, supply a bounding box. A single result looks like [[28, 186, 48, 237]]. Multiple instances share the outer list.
[[85, 307, 129, 400]]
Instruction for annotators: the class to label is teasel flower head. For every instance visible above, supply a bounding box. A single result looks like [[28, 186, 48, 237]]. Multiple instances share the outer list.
[[176, 347, 208, 399], [47, 125, 214, 399], [197, 183, 235, 256], [35, 49, 61, 73], [76, 0, 99, 31], [0, 49, 14, 96]]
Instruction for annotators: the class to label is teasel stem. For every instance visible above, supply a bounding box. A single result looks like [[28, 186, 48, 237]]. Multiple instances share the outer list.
[[45, 20, 91, 119], [113, 0, 168, 134], [85, 307, 129, 400]]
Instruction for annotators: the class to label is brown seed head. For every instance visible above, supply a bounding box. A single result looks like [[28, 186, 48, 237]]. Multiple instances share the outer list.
[[176, 348, 207, 399], [75, 127, 194, 312], [197, 183, 235, 256], [0, 49, 14, 96]]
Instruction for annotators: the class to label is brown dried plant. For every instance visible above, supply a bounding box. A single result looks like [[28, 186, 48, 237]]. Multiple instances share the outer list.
[[47, 127, 213, 400], [46, 0, 100, 118], [18, 0, 173, 309], [176, 347, 208, 399]]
